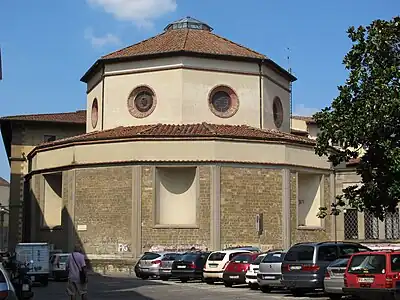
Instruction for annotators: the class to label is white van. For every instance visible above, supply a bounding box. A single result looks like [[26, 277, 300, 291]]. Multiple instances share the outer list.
[[203, 249, 250, 284]]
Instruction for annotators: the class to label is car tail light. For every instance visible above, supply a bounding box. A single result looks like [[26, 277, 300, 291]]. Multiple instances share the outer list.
[[0, 291, 8, 300], [152, 260, 161, 265], [301, 264, 320, 272], [159, 261, 163, 267], [189, 262, 196, 269], [325, 271, 330, 279]]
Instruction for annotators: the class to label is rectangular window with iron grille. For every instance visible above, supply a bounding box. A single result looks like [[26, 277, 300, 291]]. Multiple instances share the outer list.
[[344, 209, 358, 240], [365, 210, 379, 239], [385, 209, 400, 240]]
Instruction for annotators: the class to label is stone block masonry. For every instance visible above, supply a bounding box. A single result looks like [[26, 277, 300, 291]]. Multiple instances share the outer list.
[[220, 167, 283, 249], [75, 167, 133, 256]]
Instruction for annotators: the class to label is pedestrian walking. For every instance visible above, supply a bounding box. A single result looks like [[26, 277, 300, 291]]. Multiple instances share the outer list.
[[66, 245, 88, 300]]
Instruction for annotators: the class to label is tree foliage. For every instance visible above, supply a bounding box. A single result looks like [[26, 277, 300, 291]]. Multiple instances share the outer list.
[[314, 16, 400, 220]]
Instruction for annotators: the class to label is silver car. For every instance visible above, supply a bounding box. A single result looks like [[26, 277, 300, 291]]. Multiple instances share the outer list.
[[0, 263, 18, 299], [159, 252, 183, 281], [323, 257, 350, 300], [137, 252, 178, 279], [257, 251, 286, 293]]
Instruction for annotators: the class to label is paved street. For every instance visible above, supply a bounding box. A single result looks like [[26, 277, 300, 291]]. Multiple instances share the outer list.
[[33, 274, 331, 300]]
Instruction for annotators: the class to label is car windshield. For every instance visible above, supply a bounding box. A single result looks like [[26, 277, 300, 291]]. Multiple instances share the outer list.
[[252, 255, 266, 265], [181, 253, 199, 262], [285, 246, 314, 261], [208, 252, 226, 261], [141, 252, 161, 260], [162, 253, 180, 261], [348, 254, 386, 274], [329, 258, 349, 268], [263, 252, 284, 263], [232, 254, 253, 264]]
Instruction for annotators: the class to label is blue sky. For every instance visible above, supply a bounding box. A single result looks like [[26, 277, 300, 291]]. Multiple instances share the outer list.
[[0, 0, 398, 181]]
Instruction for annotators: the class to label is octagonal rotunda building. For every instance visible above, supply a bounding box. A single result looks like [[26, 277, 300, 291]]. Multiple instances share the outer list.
[[26, 17, 334, 260]]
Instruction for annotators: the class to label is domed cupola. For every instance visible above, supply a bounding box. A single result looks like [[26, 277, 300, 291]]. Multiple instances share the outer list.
[[163, 16, 213, 32]]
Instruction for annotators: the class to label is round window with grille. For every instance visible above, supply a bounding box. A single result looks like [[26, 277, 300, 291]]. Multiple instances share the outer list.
[[208, 85, 239, 118], [273, 97, 283, 128], [127, 86, 157, 118], [91, 98, 98, 128]]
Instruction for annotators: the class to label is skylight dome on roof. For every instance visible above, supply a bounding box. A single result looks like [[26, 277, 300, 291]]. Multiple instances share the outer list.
[[164, 16, 213, 32]]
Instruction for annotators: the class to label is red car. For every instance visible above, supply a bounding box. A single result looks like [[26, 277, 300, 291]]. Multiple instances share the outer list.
[[343, 250, 400, 300], [222, 252, 260, 287]]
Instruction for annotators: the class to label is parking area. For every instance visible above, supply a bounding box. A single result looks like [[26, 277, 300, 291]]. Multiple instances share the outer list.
[[33, 274, 331, 300]]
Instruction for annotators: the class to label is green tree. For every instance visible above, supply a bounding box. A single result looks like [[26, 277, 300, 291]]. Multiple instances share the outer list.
[[314, 16, 400, 220]]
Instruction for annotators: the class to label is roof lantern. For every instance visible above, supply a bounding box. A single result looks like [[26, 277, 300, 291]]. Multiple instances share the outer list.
[[164, 16, 213, 32]]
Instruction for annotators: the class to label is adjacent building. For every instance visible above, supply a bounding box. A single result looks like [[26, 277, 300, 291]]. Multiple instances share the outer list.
[[292, 116, 400, 244]]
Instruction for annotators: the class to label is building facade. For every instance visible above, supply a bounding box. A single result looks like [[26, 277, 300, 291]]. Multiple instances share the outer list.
[[2, 17, 337, 260]]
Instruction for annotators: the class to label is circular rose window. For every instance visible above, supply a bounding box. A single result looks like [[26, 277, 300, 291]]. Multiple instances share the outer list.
[[208, 85, 239, 118], [273, 97, 283, 128], [127, 86, 157, 118], [91, 98, 98, 128]]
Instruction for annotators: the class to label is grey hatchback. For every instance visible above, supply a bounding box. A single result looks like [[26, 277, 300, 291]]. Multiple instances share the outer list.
[[281, 241, 370, 297]]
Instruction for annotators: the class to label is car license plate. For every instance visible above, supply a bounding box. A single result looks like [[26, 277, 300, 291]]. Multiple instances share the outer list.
[[358, 277, 374, 283], [22, 284, 30, 291], [30, 276, 35, 281], [209, 264, 218, 268], [177, 266, 186, 269], [289, 265, 302, 271], [230, 275, 239, 279], [263, 275, 276, 280]]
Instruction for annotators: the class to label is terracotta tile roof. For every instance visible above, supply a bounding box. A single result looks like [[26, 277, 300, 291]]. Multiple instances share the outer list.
[[102, 29, 266, 61], [31, 123, 315, 152], [0, 110, 86, 124], [0, 177, 9, 186], [292, 115, 316, 124]]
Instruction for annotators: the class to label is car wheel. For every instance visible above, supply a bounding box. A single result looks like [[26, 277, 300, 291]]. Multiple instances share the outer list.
[[328, 294, 342, 300], [249, 283, 258, 290], [205, 279, 214, 285], [291, 289, 306, 297], [224, 281, 233, 287], [180, 278, 188, 283], [260, 286, 272, 293]]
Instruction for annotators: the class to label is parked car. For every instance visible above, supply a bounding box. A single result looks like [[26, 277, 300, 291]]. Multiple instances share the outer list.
[[223, 246, 261, 252], [257, 250, 287, 293], [324, 256, 351, 300], [343, 250, 400, 300], [203, 249, 251, 284], [171, 251, 210, 283], [159, 252, 183, 281], [245, 253, 267, 289], [281, 241, 371, 296], [49, 253, 69, 281], [0, 262, 19, 299], [137, 252, 177, 279], [222, 252, 260, 287]]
